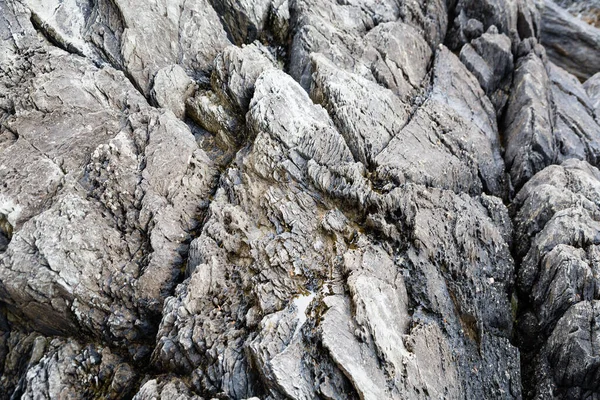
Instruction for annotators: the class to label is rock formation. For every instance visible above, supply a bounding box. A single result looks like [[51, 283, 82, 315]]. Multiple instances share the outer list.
[[1, 0, 600, 398]]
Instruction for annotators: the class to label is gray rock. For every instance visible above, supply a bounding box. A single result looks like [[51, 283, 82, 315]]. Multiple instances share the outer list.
[[18, 338, 137, 399], [503, 45, 600, 192], [270, 0, 290, 43], [288, 0, 434, 90], [548, 62, 600, 164], [517, 0, 543, 39], [311, 53, 410, 166], [3, 0, 600, 398], [148, 52, 520, 399], [556, 0, 600, 27], [185, 42, 277, 167], [0, 323, 41, 397], [20, 0, 231, 95], [584, 72, 600, 117], [210, 0, 273, 45], [545, 301, 600, 396], [151, 65, 195, 119], [541, 0, 600, 81], [448, 0, 520, 49], [503, 51, 555, 190], [362, 21, 433, 99], [134, 377, 203, 400], [512, 160, 600, 398], [460, 30, 514, 112], [213, 43, 278, 112], [0, 12, 219, 349]]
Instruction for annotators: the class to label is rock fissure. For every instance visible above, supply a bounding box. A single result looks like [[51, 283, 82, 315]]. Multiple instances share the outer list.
[[2, 0, 600, 398]]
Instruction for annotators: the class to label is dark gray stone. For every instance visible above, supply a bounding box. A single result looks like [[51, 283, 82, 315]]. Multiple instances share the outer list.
[[541, 0, 600, 81]]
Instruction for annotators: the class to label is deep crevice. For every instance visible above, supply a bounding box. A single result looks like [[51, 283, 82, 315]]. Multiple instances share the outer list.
[[28, 4, 150, 105], [29, 11, 86, 59], [0, 214, 12, 253]]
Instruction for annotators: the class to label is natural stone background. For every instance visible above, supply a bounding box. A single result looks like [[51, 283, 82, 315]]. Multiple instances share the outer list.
[[1, 0, 600, 398]]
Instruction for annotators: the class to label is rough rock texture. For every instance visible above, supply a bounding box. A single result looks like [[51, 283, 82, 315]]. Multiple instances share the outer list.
[[540, 0, 600, 81], [585, 72, 600, 116], [502, 41, 600, 191], [557, 0, 600, 27], [1, 0, 600, 399], [459, 27, 514, 113], [512, 160, 600, 398], [18, 0, 232, 95]]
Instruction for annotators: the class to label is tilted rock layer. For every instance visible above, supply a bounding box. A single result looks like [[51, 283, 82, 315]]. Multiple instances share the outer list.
[[1, 0, 600, 398]]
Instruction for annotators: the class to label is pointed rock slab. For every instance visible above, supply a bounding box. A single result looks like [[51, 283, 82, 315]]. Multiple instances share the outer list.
[[512, 160, 600, 397], [584, 72, 600, 117], [288, 0, 404, 89], [343, 244, 464, 398], [320, 295, 393, 400], [503, 51, 555, 190], [362, 21, 433, 99], [311, 45, 507, 197], [541, 0, 600, 81], [549, 63, 600, 165], [373, 102, 485, 195], [151, 65, 195, 119], [248, 68, 355, 169], [431, 46, 499, 143], [288, 0, 442, 94], [430, 47, 506, 198], [459, 30, 514, 112], [512, 159, 600, 260], [311, 53, 409, 166], [449, 0, 519, 49], [209, 0, 273, 45], [21, 0, 232, 94], [212, 43, 277, 111], [544, 301, 600, 396], [246, 294, 318, 399], [21, 0, 123, 64], [119, 0, 231, 94]]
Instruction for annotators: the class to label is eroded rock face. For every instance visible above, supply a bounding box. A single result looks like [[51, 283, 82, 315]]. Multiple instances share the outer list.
[[512, 160, 600, 398], [557, 0, 600, 27], [540, 0, 600, 81], [1, 0, 600, 398]]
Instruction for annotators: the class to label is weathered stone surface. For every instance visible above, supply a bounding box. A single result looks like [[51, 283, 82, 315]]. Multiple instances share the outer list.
[[448, 0, 520, 49], [3, 0, 600, 398], [549, 62, 600, 165], [210, 0, 274, 45], [584, 71, 600, 117], [0, 318, 40, 397], [512, 160, 600, 398], [148, 58, 520, 399], [20, 0, 231, 94], [503, 42, 600, 191], [133, 377, 202, 400], [0, 2, 219, 359], [541, 0, 600, 81], [557, 0, 600, 27], [460, 29, 514, 112], [151, 65, 195, 119], [502, 48, 554, 191], [12, 336, 137, 399], [288, 0, 440, 90]]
